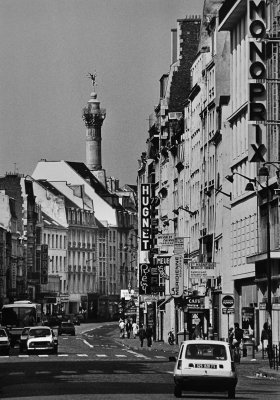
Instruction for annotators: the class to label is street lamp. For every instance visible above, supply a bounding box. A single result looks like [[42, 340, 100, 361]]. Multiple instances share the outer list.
[[173, 206, 197, 216]]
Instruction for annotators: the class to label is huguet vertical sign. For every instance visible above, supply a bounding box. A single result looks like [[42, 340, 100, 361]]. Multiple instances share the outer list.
[[140, 184, 151, 250]]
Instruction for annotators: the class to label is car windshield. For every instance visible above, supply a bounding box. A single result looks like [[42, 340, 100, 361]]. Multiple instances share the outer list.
[[29, 328, 50, 337], [0, 329, 7, 337], [185, 344, 227, 360]]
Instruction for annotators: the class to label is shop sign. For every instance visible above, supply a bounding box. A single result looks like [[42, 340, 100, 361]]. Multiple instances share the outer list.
[[11, 261, 17, 289], [41, 244, 48, 284], [272, 303, 280, 310], [186, 297, 201, 308], [157, 234, 174, 247], [189, 262, 215, 278], [259, 302, 267, 310], [121, 289, 135, 300], [169, 255, 183, 298], [174, 237, 184, 255], [248, 0, 267, 162], [140, 184, 151, 251], [139, 260, 160, 295], [155, 256, 170, 280]]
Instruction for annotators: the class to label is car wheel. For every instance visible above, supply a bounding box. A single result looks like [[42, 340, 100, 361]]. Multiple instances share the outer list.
[[228, 388, 236, 399], [174, 385, 182, 398]]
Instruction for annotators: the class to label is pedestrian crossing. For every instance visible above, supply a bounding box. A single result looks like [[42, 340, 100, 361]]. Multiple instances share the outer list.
[[0, 353, 168, 360]]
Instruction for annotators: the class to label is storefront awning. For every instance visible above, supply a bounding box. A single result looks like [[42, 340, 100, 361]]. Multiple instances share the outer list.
[[247, 250, 280, 264], [158, 296, 173, 308]]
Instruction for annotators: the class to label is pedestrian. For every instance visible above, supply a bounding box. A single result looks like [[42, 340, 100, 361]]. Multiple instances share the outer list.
[[232, 322, 243, 362], [126, 319, 132, 339], [228, 327, 234, 347], [119, 319, 125, 338], [233, 322, 243, 346], [138, 324, 146, 347], [132, 320, 139, 339], [261, 322, 272, 356], [192, 323, 202, 339], [146, 325, 153, 347]]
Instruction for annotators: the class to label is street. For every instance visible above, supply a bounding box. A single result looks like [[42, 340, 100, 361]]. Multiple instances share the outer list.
[[0, 323, 279, 400]]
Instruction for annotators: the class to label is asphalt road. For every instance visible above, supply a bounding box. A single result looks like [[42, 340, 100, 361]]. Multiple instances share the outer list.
[[0, 322, 279, 400]]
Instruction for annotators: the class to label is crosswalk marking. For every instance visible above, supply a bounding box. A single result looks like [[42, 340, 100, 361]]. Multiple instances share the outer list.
[[38, 355, 49, 357], [115, 354, 127, 358], [18, 354, 29, 358], [96, 354, 108, 357], [77, 354, 88, 357], [58, 354, 68, 357]]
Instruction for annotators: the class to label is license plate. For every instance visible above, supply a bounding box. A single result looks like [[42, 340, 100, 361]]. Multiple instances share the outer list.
[[195, 364, 217, 369]]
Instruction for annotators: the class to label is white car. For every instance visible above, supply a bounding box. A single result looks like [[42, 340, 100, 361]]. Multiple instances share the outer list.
[[173, 340, 238, 398], [27, 326, 58, 354], [0, 328, 10, 355]]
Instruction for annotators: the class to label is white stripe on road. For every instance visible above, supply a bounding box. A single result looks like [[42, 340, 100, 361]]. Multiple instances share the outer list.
[[18, 355, 29, 358], [96, 354, 108, 357], [125, 349, 150, 359], [115, 354, 127, 358], [155, 356, 167, 359], [83, 339, 93, 348], [77, 354, 88, 357], [38, 355, 49, 357], [58, 354, 68, 357], [9, 372, 25, 375], [35, 371, 51, 374]]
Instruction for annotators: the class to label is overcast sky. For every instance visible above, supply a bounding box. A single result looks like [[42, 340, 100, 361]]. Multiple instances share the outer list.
[[0, 0, 204, 186]]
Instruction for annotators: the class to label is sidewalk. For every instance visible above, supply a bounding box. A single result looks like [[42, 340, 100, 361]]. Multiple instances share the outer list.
[[109, 327, 280, 378]]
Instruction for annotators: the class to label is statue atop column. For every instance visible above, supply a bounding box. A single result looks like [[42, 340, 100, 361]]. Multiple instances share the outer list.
[[87, 72, 97, 90]]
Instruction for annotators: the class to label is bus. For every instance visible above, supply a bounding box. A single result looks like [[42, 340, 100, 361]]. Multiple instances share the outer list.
[[1, 300, 42, 346]]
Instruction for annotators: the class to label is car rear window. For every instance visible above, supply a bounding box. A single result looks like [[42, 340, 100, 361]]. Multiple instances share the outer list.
[[29, 328, 51, 337], [62, 323, 74, 327], [185, 344, 227, 360]]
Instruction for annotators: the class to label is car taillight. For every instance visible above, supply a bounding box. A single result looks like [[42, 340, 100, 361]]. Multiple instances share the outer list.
[[177, 360, 182, 370], [231, 361, 235, 372]]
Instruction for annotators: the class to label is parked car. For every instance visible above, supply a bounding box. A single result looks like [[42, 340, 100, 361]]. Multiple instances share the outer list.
[[27, 326, 58, 354], [72, 316, 80, 326], [19, 327, 30, 352], [0, 327, 10, 355], [173, 340, 238, 398], [58, 322, 76, 336]]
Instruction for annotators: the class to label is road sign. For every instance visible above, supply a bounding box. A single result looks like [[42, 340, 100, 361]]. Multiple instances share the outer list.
[[222, 295, 234, 308], [222, 308, 235, 314]]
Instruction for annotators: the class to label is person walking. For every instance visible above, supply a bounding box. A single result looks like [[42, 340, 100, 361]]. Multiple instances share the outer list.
[[138, 324, 146, 347], [146, 325, 153, 347], [119, 319, 125, 338], [126, 319, 132, 339], [261, 322, 272, 357], [233, 322, 243, 362], [132, 320, 139, 339]]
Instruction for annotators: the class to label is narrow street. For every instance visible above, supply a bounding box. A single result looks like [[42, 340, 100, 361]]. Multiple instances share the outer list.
[[0, 323, 279, 400]]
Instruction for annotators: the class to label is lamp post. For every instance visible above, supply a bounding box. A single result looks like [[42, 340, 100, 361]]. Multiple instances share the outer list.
[[226, 168, 274, 357], [258, 167, 272, 358]]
